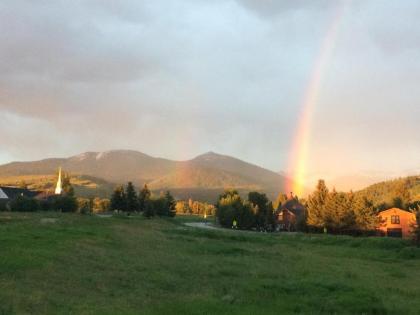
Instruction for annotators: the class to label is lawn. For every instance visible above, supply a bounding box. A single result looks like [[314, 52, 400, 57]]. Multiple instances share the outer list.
[[1, 213, 420, 315]]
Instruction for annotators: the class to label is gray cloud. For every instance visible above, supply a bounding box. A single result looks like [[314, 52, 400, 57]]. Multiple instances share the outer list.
[[236, 0, 333, 17], [0, 0, 419, 175]]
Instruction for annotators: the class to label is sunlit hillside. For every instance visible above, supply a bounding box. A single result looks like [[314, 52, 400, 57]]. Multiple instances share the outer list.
[[0, 174, 115, 199], [356, 175, 420, 207]]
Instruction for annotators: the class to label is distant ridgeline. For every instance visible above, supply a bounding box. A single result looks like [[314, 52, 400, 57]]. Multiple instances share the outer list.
[[356, 176, 420, 209], [0, 150, 293, 202]]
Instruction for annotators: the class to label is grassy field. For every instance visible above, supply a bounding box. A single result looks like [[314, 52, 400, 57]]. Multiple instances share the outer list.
[[1, 213, 420, 315]]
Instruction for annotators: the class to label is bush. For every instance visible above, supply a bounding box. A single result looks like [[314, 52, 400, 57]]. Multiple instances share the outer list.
[[9, 196, 40, 212], [216, 190, 256, 230], [77, 198, 92, 214], [216, 204, 236, 228], [142, 193, 177, 218], [0, 201, 8, 211], [50, 195, 78, 213]]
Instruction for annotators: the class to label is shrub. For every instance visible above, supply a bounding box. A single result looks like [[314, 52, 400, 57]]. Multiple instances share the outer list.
[[77, 198, 92, 214], [51, 195, 78, 213], [0, 201, 8, 211], [216, 190, 256, 230], [9, 196, 40, 212]]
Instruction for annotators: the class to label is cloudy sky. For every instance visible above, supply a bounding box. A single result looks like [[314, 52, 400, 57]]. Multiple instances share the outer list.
[[0, 0, 419, 177]]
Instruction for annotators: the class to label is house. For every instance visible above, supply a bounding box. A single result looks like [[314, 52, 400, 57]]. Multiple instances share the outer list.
[[276, 198, 306, 231], [377, 208, 417, 239], [0, 186, 41, 200], [277, 208, 297, 231], [0, 186, 42, 209]]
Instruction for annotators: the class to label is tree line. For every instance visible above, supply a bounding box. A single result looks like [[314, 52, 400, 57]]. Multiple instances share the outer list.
[[2, 176, 79, 213], [305, 180, 380, 234], [216, 190, 276, 231], [110, 183, 176, 218], [175, 199, 216, 216], [214, 179, 420, 241]]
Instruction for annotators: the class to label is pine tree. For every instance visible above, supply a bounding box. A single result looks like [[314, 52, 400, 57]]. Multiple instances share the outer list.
[[307, 180, 329, 228], [125, 182, 138, 212], [324, 190, 356, 232], [353, 195, 379, 231], [138, 184, 151, 212], [164, 191, 177, 217], [143, 199, 155, 218], [110, 185, 126, 211]]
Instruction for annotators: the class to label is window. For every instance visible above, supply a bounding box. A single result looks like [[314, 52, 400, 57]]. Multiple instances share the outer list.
[[391, 215, 400, 224]]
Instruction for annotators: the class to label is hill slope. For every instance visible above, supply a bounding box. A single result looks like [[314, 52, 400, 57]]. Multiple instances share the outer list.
[[0, 150, 290, 201], [356, 175, 420, 207]]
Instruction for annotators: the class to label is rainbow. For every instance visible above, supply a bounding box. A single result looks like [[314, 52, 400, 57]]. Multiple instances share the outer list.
[[286, 3, 347, 197]]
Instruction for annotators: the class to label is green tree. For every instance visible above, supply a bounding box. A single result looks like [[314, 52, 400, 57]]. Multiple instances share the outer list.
[[152, 197, 168, 216], [138, 184, 151, 212], [307, 180, 329, 228], [353, 195, 379, 231], [143, 199, 155, 218], [125, 182, 138, 212], [52, 195, 78, 212], [110, 185, 126, 211], [324, 190, 356, 232], [248, 192, 274, 231], [216, 190, 256, 230], [164, 191, 177, 217]]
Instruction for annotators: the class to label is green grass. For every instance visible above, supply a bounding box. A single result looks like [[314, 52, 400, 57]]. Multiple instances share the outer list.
[[1, 213, 420, 314]]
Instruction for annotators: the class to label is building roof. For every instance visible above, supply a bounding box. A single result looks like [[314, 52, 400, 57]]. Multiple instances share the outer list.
[[0, 186, 41, 200], [0, 188, 8, 199], [279, 198, 306, 217], [378, 208, 415, 216]]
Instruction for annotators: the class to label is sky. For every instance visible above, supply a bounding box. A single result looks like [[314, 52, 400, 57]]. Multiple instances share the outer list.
[[0, 0, 419, 178]]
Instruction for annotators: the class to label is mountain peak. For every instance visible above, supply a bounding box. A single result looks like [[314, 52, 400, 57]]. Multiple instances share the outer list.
[[194, 151, 226, 161]]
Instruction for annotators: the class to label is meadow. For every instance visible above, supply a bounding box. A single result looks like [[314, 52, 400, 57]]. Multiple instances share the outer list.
[[1, 213, 420, 315]]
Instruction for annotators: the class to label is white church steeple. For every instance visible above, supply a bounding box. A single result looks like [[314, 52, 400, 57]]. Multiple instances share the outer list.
[[55, 167, 63, 195]]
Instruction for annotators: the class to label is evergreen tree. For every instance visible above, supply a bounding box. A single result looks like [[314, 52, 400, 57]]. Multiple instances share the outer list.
[[125, 182, 138, 212], [353, 195, 379, 231], [324, 190, 356, 232], [307, 180, 329, 228], [143, 199, 155, 218], [164, 191, 177, 217], [110, 185, 126, 211], [153, 197, 168, 216], [138, 184, 151, 212]]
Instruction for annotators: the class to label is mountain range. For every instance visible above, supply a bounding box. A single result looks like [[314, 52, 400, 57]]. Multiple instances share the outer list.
[[0, 150, 292, 202]]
